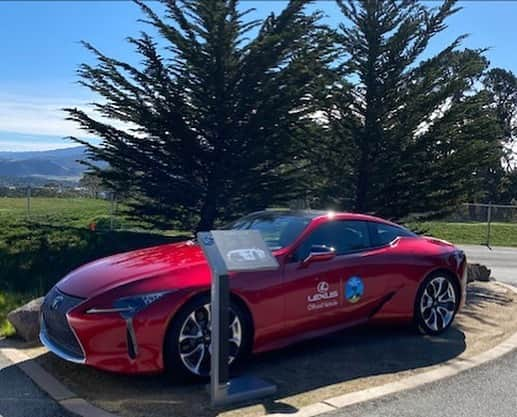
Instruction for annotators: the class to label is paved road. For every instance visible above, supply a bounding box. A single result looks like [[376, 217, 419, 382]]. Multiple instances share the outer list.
[[460, 244, 517, 285], [324, 348, 517, 417], [0, 351, 74, 417]]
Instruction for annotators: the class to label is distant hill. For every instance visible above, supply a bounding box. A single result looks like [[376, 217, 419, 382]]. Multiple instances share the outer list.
[[0, 146, 88, 181]]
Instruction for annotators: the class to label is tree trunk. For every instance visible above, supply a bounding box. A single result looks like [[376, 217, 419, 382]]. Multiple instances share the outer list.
[[196, 188, 218, 232], [355, 152, 369, 212]]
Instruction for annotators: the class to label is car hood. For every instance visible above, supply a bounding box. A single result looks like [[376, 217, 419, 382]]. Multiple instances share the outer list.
[[57, 241, 207, 298]]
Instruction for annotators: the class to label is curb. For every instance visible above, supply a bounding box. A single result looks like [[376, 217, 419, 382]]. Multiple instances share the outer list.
[[1, 282, 516, 417]]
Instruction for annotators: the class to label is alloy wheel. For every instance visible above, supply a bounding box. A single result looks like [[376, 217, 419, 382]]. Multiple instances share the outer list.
[[419, 276, 457, 332], [177, 303, 242, 376]]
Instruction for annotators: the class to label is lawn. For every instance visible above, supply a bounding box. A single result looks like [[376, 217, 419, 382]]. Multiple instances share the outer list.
[[0, 196, 110, 214], [413, 221, 517, 247], [0, 197, 190, 336], [0, 292, 32, 336], [0, 197, 123, 229]]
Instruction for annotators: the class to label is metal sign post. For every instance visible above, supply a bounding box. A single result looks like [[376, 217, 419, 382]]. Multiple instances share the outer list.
[[197, 230, 279, 406], [486, 201, 492, 249]]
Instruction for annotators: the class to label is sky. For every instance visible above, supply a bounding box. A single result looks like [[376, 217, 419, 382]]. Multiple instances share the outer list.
[[0, 0, 516, 152]]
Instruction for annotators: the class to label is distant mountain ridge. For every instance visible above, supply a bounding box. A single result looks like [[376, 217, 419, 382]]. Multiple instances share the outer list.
[[0, 146, 88, 179]]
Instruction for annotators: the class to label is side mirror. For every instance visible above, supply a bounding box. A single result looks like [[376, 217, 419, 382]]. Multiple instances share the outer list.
[[301, 245, 336, 267]]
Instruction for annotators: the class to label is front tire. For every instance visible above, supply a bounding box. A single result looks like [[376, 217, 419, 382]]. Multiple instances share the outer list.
[[164, 294, 251, 381], [415, 273, 460, 335]]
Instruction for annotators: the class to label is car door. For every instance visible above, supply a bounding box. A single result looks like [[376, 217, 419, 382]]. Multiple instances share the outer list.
[[282, 220, 393, 335], [330, 221, 414, 323], [281, 220, 362, 332]]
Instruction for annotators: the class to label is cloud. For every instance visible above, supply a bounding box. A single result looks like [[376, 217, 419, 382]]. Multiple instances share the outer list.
[[0, 140, 74, 152], [0, 92, 94, 138], [0, 129, 93, 152], [0, 90, 141, 152]]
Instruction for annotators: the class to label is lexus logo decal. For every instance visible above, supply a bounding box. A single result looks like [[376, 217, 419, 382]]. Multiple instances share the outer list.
[[51, 295, 64, 311], [307, 280, 338, 310], [317, 281, 329, 293]]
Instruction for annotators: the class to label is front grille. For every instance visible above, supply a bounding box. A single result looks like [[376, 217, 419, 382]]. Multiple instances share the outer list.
[[41, 287, 85, 359]]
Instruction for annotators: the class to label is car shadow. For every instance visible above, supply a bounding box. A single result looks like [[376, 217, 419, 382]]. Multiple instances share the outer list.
[[31, 321, 466, 417], [247, 324, 465, 403]]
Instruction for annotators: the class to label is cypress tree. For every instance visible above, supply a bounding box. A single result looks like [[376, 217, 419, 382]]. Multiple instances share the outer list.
[[481, 68, 517, 202], [66, 0, 334, 230], [331, 0, 503, 219], [484, 68, 517, 170]]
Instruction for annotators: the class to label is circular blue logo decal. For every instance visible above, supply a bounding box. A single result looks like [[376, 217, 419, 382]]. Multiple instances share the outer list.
[[345, 276, 364, 303]]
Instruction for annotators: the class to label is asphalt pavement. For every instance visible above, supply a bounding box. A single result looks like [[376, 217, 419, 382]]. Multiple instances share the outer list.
[[460, 244, 517, 285], [0, 350, 75, 417], [323, 347, 517, 417]]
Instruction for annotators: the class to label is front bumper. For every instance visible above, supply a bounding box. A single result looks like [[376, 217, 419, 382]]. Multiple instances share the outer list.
[[39, 287, 86, 364], [40, 316, 85, 364], [39, 285, 190, 374]]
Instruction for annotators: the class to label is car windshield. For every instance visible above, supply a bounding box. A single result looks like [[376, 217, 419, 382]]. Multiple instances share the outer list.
[[223, 212, 312, 250]]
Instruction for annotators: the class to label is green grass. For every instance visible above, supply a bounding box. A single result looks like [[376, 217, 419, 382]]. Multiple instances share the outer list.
[[411, 222, 517, 247], [0, 292, 32, 337], [0, 197, 190, 295], [0, 196, 110, 213], [0, 197, 122, 229], [0, 197, 191, 338]]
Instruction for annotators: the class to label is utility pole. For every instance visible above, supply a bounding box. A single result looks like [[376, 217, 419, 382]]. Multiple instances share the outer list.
[[26, 185, 31, 220], [110, 192, 115, 231], [486, 201, 492, 249]]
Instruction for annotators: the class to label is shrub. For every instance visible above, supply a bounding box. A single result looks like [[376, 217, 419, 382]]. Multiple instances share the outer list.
[[0, 219, 186, 294]]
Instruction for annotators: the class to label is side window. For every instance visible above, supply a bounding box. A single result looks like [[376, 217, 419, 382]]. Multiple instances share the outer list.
[[368, 222, 415, 247], [295, 221, 371, 260]]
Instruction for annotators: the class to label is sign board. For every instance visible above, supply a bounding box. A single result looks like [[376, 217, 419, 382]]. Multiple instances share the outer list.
[[199, 230, 279, 275], [212, 229, 279, 272], [197, 229, 278, 406]]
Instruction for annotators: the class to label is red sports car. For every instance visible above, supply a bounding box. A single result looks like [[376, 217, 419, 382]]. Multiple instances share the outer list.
[[40, 210, 467, 379]]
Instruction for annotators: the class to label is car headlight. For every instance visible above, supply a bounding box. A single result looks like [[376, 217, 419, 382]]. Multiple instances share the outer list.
[[86, 291, 171, 319]]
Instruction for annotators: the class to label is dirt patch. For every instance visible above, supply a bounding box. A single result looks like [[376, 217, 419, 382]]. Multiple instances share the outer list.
[[14, 282, 517, 417]]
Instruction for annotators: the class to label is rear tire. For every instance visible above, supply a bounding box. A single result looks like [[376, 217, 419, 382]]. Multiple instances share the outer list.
[[164, 294, 251, 381], [414, 273, 460, 335]]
